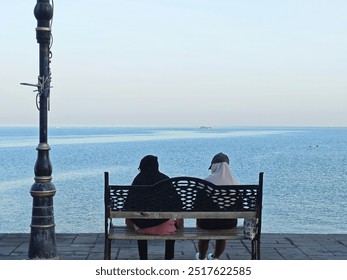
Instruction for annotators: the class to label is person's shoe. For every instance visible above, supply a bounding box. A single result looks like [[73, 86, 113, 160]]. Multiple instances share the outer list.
[[195, 252, 207, 260], [207, 253, 219, 260]]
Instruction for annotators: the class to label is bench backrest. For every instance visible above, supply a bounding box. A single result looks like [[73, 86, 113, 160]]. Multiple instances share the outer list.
[[104, 172, 263, 220]]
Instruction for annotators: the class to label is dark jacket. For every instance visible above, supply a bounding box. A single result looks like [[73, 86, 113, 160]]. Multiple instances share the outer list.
[[130, 155, 169, 228]]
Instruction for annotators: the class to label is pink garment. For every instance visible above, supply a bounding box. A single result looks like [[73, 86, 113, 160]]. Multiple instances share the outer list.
[[126, 218, 177, 235]]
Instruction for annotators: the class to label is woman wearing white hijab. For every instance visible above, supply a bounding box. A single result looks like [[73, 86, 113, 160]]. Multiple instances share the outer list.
[[196, 152, 239, 260]]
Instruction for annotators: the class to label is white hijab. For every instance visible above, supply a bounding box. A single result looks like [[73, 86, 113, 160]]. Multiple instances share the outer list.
[[204, 162, 239, 185]]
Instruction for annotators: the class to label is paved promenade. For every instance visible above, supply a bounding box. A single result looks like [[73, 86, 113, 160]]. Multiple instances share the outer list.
[[1, 233, 346, 260]]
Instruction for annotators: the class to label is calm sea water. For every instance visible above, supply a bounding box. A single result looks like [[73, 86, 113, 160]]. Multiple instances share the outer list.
[[0, 126, 346, 234]]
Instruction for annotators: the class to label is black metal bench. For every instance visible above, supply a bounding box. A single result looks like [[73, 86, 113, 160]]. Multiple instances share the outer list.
[[104, 172, 264, 260]]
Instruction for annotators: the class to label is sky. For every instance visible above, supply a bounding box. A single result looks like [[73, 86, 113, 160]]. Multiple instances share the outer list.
[[1, 0, 346, 127]]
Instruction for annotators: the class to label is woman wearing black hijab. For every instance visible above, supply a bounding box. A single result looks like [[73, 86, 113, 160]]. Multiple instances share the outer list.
[[126, 155, 181, 260]]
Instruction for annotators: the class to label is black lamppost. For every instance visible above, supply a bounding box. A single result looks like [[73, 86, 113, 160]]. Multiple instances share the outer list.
[[28, 0, 57, 259]]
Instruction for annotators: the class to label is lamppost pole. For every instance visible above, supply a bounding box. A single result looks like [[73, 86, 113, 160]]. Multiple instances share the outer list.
[[28, 0, 57, 259]]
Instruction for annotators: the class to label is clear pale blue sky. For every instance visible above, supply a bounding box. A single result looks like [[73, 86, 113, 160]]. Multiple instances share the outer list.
[[1, 0, 346, 127]]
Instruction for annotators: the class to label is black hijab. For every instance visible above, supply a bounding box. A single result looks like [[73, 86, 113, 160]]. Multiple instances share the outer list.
[[132, 155, 169, 185]]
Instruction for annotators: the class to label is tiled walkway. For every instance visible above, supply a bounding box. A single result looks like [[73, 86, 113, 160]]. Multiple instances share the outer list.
[[1, 233, 346, 260]]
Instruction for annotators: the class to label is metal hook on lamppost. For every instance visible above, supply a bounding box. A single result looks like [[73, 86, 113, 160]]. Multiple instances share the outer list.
[[24, 0, 57, 259]]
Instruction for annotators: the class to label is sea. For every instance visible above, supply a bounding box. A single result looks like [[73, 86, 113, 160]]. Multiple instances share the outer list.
[[0, 126, 346, 234]]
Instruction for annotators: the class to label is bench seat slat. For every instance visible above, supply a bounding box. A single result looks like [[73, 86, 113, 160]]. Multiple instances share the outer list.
[[109, 211, 257, 219], [109, 226, 248, 240]]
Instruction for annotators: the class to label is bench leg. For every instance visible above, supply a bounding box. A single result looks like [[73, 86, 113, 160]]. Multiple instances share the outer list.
[[251, 239, 261, 260], [256, 239, 261, 260], [104, 239, 112, 260], [104, 237, 107, 259], [251, 240, 256, 260]]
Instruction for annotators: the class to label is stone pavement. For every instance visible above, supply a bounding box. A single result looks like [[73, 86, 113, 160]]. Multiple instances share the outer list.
[[1, 233, 346, 260]]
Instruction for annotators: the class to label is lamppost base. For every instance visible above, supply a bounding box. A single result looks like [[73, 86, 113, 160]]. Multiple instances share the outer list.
[[28, 227, 57, 259], [28, 181, 57, 259]]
